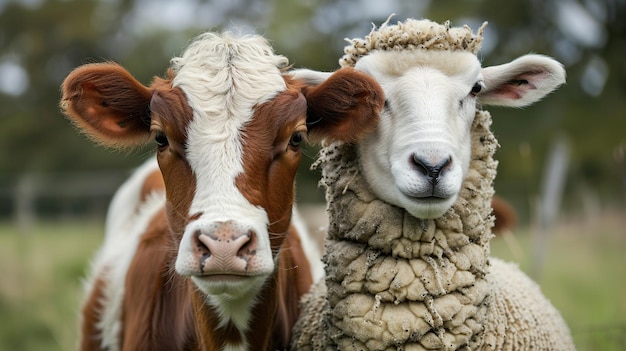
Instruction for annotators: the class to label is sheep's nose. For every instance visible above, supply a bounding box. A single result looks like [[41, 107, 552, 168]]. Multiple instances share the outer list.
[[411, 154, 453, 184]]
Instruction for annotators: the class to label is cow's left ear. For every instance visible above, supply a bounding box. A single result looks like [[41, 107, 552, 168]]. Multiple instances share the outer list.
[[297, 67, 384, 144], [479, 54, 566, 108]]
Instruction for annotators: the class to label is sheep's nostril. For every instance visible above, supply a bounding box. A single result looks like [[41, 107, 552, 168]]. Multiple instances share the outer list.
[[442, 156, 453, 171], [411, 154, 453, 182], [411, 155, 431, 177]]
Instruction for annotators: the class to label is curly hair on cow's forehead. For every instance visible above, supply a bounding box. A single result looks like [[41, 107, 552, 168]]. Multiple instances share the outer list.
[[340, 16, 487, 68]]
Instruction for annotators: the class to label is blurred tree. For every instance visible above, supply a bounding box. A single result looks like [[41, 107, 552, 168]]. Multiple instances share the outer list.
[[0, 0, 624, 220], [0, 0, 148, 174]]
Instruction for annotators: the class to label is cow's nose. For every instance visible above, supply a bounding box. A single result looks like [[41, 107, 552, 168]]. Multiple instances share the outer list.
[[193, 220, 258, 274]]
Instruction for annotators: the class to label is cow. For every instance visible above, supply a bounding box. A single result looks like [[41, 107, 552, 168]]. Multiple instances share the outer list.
[[60, 31, 384, 351]]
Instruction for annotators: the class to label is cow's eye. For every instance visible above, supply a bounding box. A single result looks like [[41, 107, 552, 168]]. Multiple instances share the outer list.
[[155, 131, 169, 148], [288, 131, 304, 148]]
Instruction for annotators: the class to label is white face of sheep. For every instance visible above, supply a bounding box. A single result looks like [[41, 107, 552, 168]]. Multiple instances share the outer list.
[[293, 51, 565, 219]]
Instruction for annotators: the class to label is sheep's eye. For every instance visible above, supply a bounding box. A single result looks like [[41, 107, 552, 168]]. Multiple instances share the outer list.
[[154, 131, 169, 148], [288, 131, 304, 148], [471, 81, 484, 96]]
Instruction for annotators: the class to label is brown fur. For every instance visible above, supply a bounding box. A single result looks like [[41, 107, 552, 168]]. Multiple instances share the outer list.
[[491, 196, 518, 235], [80, 275, 108, 351], [303, 67, 384, 144], [120, 210, 196, 350], [237, 84, 308, 242], [139, 169, 165, 204]]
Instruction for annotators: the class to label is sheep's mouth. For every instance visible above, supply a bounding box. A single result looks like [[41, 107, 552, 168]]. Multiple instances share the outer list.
[[398, 193, 458, 219], [402, 192, 452, 203], [399, 183, 459, 203], [413, 195, 446, 200]]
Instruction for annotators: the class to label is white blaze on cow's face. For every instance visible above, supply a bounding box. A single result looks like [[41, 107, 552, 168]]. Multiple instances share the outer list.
[[152, 33, 297, 300], [355, 50, 483, 219]]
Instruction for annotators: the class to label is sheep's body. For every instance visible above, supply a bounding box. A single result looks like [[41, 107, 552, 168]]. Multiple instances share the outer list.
[[292, 260, 575, 351], [484, 258, 574, 350], [291, 18, 574, 351]]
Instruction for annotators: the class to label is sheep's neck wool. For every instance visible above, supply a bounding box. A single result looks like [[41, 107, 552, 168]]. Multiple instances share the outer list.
[[308, 109, 497, 350]]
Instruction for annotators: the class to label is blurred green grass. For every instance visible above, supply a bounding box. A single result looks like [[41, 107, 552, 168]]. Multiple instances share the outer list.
[[0, 221, 102, 351], [490, 213, 626, 351], [0, 215, 624, 350]]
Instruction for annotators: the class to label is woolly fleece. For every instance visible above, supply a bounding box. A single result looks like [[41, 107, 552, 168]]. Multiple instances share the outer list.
[[291, 18, 575, 351]]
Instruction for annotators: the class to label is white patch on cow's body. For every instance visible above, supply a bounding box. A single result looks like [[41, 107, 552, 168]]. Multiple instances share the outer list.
[[222, 342, 248, 351], [354, 50, 482, 219], [292, 205, 324, 283], [170, 33, 290, 335], [81, 157, 164, 351], [193, 276, 266, 332]]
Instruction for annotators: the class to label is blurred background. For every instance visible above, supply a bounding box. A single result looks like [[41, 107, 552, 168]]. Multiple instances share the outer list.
[[0, 0, 623, 350]]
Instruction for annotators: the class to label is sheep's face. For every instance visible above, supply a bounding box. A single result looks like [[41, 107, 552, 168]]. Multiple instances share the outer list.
[[354, 51, 566, 219], [355, 50, 482, 218], [291, 52, 565, 220]]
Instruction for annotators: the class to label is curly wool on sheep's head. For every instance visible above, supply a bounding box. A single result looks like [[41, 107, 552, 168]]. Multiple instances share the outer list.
[[340, 17, 486, 67]]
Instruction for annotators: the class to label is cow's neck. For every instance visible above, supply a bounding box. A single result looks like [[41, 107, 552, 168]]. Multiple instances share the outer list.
[[191, 224, 310, 351], [192, 267, 288, 351]]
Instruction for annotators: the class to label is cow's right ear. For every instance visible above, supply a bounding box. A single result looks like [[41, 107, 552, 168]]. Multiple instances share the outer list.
[[297, 67, 384, 145], [60, 62, 153, 148]]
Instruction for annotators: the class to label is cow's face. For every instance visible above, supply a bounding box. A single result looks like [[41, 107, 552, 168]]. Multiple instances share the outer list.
[[60, 32, 384, 304]]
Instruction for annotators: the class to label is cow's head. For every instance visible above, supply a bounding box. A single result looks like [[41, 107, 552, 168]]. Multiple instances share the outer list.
[[61, 33, 383, 305]]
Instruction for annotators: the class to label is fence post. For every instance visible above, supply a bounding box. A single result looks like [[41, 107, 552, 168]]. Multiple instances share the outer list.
[[15, 173, 37, 235], [532, 136, 570, 280]]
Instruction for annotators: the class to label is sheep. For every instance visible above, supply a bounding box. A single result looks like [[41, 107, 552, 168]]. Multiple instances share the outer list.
[[290, 18, 575, 351]]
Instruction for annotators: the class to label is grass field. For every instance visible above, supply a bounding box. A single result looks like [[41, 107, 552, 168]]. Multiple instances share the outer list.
[[0, 213, 624, 350]]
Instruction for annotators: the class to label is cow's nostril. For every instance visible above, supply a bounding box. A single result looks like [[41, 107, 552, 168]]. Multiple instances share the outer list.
[[194, 230, 212, 273], [237, 230, 257, 258], [194, 229, 211, 257]]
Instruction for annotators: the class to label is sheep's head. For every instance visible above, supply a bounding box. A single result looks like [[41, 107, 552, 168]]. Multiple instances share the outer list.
[[294, 18, 565, 219]]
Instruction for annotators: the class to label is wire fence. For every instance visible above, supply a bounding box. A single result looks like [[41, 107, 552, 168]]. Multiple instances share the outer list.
[[0, 171, 131, 233]]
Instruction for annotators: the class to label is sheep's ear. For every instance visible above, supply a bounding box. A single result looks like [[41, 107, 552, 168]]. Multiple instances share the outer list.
[[299, 67, 384, 144], [479, 54, 566, 108], [60, 62, 153, 148]]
